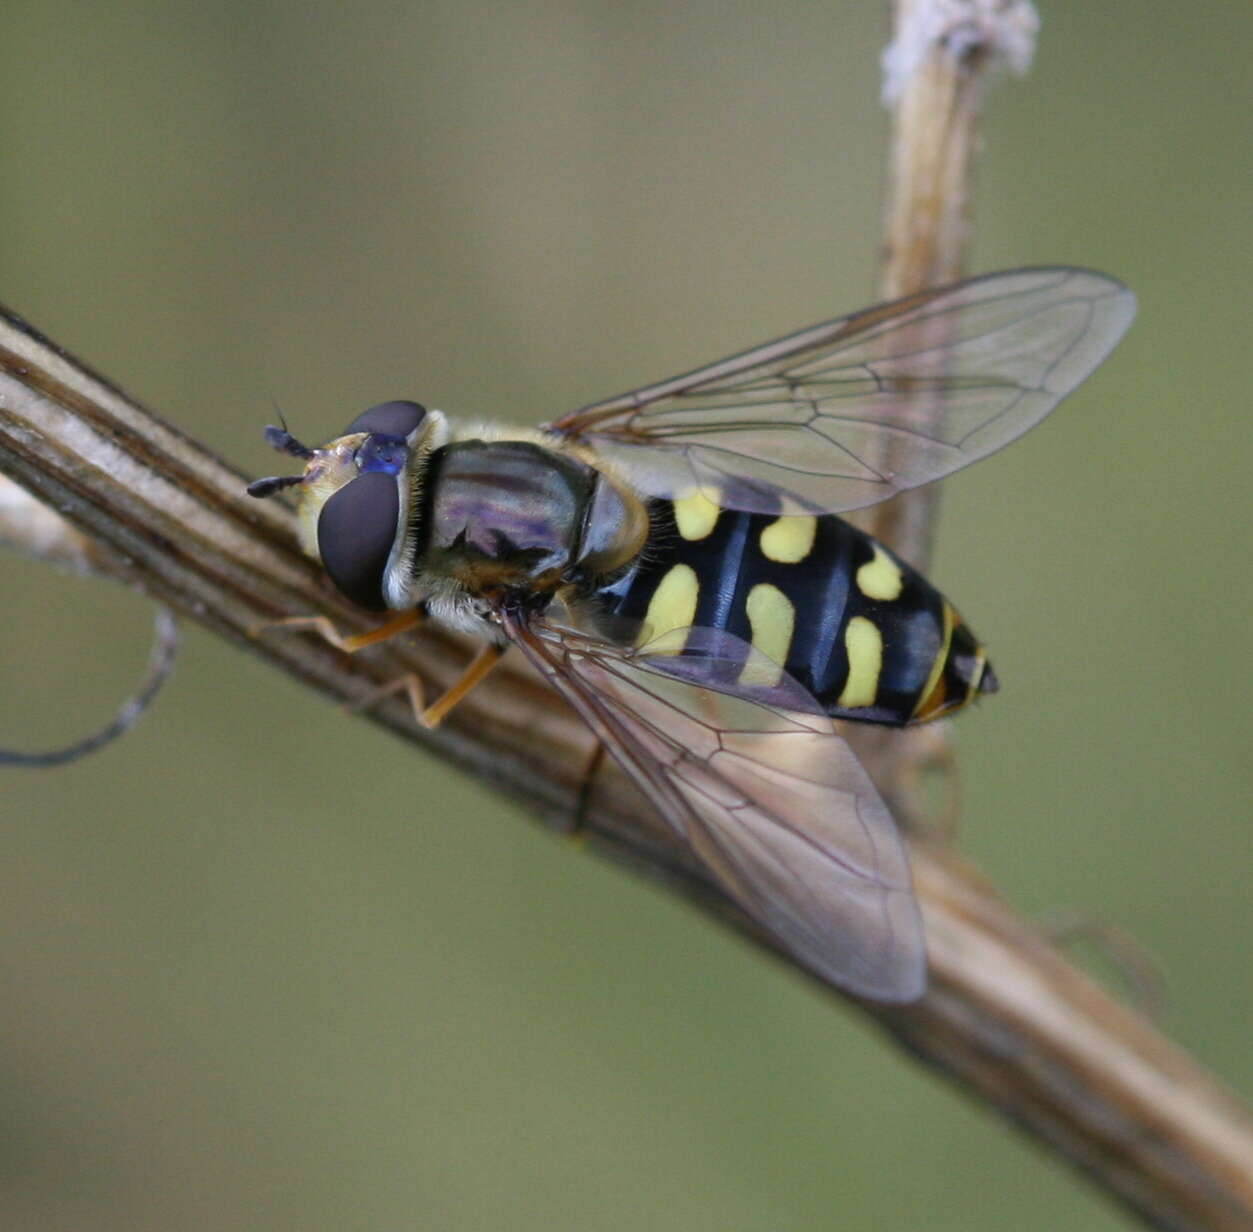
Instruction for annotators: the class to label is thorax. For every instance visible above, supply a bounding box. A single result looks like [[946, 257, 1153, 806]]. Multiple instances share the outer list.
[[411, 435, 649, 634]]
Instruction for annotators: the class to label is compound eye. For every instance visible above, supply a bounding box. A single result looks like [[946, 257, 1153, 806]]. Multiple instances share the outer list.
[[316, 472, 400, 611], [343, 400, 427, 439]]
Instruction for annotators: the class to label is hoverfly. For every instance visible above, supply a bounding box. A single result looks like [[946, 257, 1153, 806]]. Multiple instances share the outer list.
[[248, 267, 1134, 1002]]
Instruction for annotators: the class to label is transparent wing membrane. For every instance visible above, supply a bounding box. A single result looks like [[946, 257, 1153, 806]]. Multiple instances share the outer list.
[[498, 268, 1135, 994], [549, 268, 1135, 513], [508, 617, 925, 1001]]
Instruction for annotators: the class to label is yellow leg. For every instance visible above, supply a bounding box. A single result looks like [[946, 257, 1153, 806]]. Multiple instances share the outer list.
[[350, 643, 506, 730], [419, 644, 505, 728], [252, 608, 423, 653]]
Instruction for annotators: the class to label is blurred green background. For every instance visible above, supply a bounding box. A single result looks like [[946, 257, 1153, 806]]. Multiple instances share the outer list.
[[1, 2, 1249, 1228]]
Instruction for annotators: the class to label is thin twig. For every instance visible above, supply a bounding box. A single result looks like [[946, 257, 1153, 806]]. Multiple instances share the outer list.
[[0, 472, 180, 764], [855, 5, 1253, 1228], [871, 0, 1037, 564], [847, 0, 1043, 834], [0, 604, 178, 767]]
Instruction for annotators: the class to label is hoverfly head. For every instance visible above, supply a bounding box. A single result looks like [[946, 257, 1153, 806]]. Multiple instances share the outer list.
[[247, 400, 447, 610]]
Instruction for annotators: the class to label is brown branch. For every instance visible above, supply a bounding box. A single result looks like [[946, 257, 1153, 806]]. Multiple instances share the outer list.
[[0, 474, 181, 764], [854, 4, 1251, 1227], [844, 0, 1041, 836], [870, 0, 1027, 565], [1, 9, 1250, 1228]]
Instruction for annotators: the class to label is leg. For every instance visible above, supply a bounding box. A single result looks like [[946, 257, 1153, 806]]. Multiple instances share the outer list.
[[252, 607, 423, 653], [351, 643, 506, 730], [568, 740, 607, 838], [420, 644, 505, 728], [346, 671, 428, 721], [1039, 910, 1164, 1020]]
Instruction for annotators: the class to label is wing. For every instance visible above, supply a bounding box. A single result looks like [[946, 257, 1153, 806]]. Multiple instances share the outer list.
[[547, 267, 1135, 514], [504, 615, 926, 1002]]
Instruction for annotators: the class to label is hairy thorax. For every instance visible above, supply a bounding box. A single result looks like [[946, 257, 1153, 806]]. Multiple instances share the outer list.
[[408, 434, 649, 637]]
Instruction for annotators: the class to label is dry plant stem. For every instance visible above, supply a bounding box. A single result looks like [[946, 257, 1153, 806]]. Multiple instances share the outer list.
[[0, 605, 178, 766], [858, 0, 1002, 821], [872, 0, 996, 565], [0, 474, 180, 763], [854, 4, 1253, 1228], [2, 321, 1252, 1232], [846, 0, 1006, 834]]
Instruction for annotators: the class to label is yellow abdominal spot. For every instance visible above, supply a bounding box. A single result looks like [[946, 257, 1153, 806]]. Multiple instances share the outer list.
[[838, 616, 883, 708], [760, 515, 817, 563], [744, 583, 795, 684], [911, 601, 955, 721], [641, 564, 699, 645], [856, 546, 904, 601], [673, 491, 721, 540]]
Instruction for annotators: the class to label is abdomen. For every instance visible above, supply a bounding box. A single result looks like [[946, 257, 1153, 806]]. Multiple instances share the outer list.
[[594, 495, 996, 726]]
